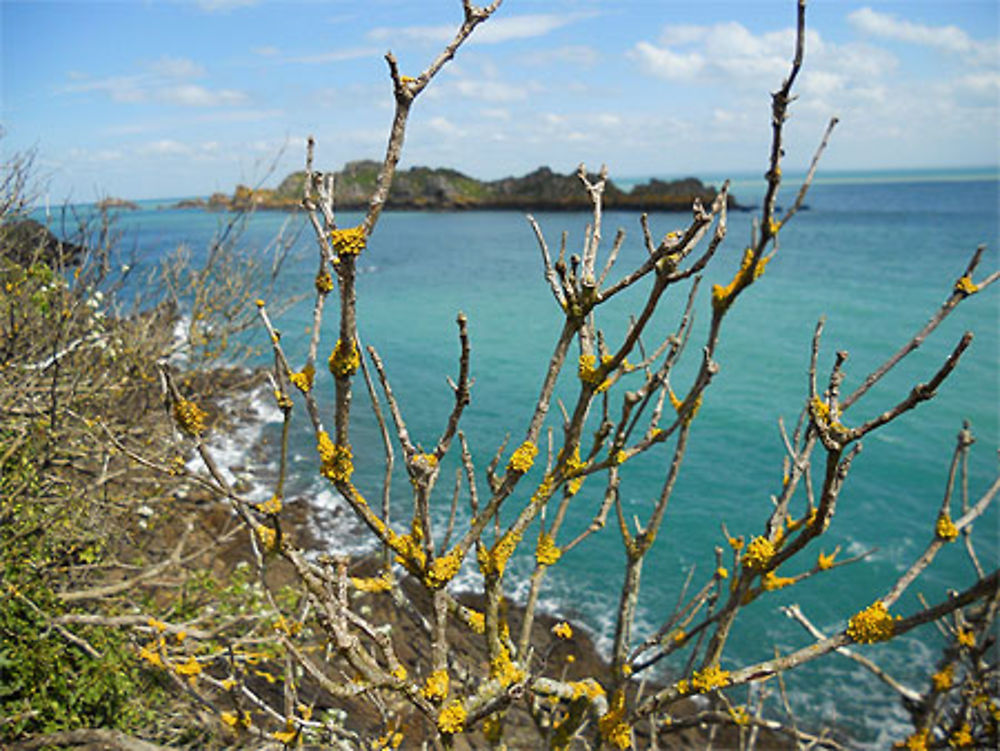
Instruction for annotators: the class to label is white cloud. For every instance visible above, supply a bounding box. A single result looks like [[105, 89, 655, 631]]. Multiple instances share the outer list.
[[956, 72, 1000, 98], [60, 75, 146, 102], [285, 47, 380, 65], [632, 41, 704, 80], [161, 84, 247, 107], [470, 13, 592, 44], [137, 139, 192, 157], [480, 107, 511, 121], [427, 116, 465, 138], [67, 147, 125, 163], [632, 19, 899, 107], [659, 24, 709, 47], [368, 12, 595, 47], [434, 72, 539, 103], [149, 56, 205, 78], [521, 45, 600, 68], [61, 59, 248, 108], [253, 45, 280, 57], [367, 24, 453, 45], [848, 7, 997, 64]]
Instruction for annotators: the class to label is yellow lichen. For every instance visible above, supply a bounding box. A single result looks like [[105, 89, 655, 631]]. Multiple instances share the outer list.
[[564, 445, 586, 495], [531, 475, 553, 503], [949, 723, 973, 748], [315, 269, 334, 294], [391, 664, 407, 683], [465, 609, 485, 634], [272, 718, 298, 745], [424, 547, 464, 589], [551, 621, 573, 640], [956, 629, 975, 648], [689, 664, 731, 693], [847, 601, 899, 644], [817, 549, 837, 570], [668, 386, 703, 425], [712, 248, 770, 312], [536, 533, 562, 566], [508, 441, 538, 473], [729, 705, 751, 726], [220, 712, 238, 728], [289, 363, 315, 393], [954, 276, 979, 296], [421, 669, 449, 703], [716, 566, 729, 579], [810, 397, 849, 436], [578, 353, 617, 392], [330, 225, 366, 256], [578, 354, 600, 384], [896, 728, 929, 751], [762, 571, 795, 591], [351, 571, 393, 593], [172, 398, 207, 437], [569, 678, 605, 702], [598, 689, 632, 750], [318, 431, 353, 484], [373, 730, 404, 750], [742, 536, 775, 572], [437, 700, 466, 735], [389, 531, 427, 571], [255, 524, 277, 551], [174, 655, 202, 677], [257, 494, 282, 515], [490, 646, 525, 687], [328, 338, 360, 378], [787, 508, 817, 532], [272, 616, 301, 636], [138, 642, 163, 667], [936, 512, 959, 541], [931, 664, 954, 692], [478, 529, 522, 577]]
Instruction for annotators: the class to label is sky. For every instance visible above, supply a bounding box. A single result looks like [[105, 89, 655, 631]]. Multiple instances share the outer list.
[[2, 0, 998, 201]]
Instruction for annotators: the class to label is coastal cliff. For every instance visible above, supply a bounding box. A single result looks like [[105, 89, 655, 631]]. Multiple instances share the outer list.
[[177, 161, 736, 212]]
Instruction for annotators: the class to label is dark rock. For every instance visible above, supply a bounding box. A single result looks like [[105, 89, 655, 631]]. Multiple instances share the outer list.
[[0, 218, 88, 267], [95, 197, 139, 211]]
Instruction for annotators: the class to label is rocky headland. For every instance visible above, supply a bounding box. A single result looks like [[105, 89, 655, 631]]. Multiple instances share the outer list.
[[174, 161, 739, 213]]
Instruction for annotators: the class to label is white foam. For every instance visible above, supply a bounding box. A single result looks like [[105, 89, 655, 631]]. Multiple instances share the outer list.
[[308, 485, 379, 557], [186, 381, 280, 502], [169, 315, 190, 366]]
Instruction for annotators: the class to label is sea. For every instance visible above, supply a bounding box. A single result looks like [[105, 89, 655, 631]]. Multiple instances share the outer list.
[[39, 168, 999, 746]]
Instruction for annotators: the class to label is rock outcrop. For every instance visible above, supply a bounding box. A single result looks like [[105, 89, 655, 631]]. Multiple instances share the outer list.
[[177, 161, 737, 212]]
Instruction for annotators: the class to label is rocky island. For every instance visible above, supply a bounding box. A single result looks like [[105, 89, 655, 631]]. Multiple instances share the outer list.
[[95, 197, 140, 211], [175, 161, 738, 213]]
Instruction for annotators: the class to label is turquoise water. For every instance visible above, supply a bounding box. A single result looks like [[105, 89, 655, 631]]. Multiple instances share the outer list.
[[46, 173, 999, 744]]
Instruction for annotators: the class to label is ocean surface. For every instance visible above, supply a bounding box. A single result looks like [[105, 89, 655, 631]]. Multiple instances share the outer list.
[[40, 170, 999, 745]]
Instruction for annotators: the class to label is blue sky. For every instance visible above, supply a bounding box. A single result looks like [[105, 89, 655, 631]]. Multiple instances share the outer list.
[[3, 0, 998, 201]]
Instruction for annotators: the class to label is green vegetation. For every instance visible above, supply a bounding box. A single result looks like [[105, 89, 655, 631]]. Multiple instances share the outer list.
[[182, 160, 730, 212]]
